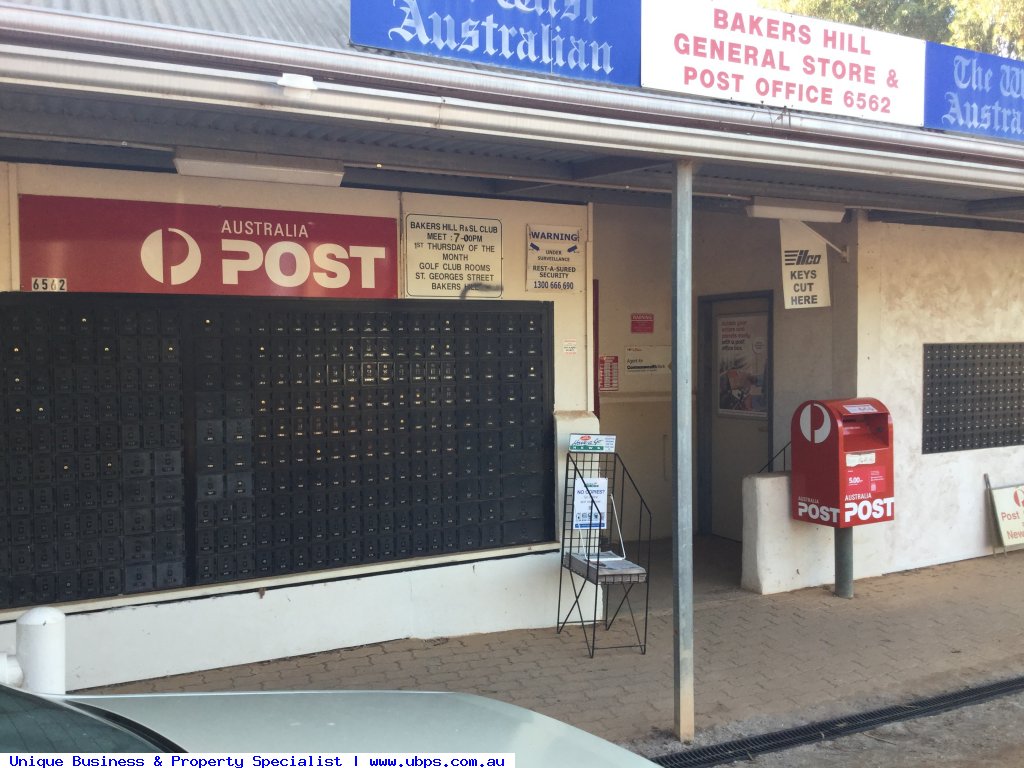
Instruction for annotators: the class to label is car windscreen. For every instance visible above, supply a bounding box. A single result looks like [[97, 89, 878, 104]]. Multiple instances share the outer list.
[[0, 684, 166, 752]]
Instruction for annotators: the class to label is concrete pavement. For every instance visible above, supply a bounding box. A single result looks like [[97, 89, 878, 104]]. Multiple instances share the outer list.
[[86, 538, 1024, 758]]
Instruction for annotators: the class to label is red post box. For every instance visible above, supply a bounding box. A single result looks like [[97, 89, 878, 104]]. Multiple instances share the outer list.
[[791, 398, 894, 528]]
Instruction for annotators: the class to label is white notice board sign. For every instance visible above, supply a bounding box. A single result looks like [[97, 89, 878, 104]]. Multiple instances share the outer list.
[[573, 477, 608, 530], [625, 345, 671, 376], [986, 475, 1024, 549], [405, 214, 502, 297]]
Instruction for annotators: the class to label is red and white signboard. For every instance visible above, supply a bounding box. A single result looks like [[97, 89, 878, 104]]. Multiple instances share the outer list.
[[18, 195, 399, 298], [988, 482, 1024, 548], [598, 355, 620, 392], [631, 312, 655, 334], [641, 0, 926, 126]]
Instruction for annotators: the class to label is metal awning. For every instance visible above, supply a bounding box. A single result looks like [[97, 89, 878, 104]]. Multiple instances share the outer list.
[[1, 3, 1023, 226]]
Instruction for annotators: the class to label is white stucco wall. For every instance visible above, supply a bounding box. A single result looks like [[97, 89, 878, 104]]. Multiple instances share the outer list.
[[0, 164, 593, 687], [744, 218, 1024, 591], [854, 219, 1024, 571], [742, 473, 834, 594], [0, 553, 572, 690]]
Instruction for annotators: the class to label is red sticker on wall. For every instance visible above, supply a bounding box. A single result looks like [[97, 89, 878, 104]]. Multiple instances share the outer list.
[[631, 312, 654, 333]]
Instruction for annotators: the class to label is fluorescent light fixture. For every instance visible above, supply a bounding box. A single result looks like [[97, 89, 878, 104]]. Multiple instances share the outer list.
[[174, 148, 344, 187], [746, 196, 847, 223]]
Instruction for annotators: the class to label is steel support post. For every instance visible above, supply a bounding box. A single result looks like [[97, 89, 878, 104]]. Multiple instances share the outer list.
[[672, 160, 695, 742], [834, 526, 854, 599]]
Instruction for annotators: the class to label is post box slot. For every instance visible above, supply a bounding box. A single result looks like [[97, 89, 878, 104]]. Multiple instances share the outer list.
[[841, 417, 889, 451]]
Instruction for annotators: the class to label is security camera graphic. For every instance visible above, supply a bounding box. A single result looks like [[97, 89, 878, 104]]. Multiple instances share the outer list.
[[140, 228, 202, 285]]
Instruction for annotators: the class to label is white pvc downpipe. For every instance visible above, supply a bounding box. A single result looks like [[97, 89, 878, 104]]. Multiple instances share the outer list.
[[16, 607, 66, 695]]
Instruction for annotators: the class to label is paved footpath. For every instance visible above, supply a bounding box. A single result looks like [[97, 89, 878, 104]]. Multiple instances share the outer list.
[[89, 547, 1024, 758]]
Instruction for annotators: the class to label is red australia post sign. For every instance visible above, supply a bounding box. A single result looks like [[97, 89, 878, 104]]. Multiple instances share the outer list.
[[18, 195, 399, 298]]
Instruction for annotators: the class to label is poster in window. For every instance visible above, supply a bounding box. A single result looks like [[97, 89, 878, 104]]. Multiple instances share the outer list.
[[717, 313, 768, 418]]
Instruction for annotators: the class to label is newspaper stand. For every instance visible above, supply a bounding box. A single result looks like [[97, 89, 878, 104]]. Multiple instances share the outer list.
[[557, 442, 652, 657]]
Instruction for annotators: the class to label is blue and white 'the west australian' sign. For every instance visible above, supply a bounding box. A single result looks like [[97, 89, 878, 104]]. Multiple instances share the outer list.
[[925, 42, 1024, 143], [350, 0, 640, 86]]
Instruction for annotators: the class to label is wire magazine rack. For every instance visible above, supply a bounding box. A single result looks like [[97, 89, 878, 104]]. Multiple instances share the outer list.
[[556, 449, 652, 657]]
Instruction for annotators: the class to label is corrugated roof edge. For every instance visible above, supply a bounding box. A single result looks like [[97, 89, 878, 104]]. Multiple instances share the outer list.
[[0, 0, 558, 89], [2, 0, 348, 49]]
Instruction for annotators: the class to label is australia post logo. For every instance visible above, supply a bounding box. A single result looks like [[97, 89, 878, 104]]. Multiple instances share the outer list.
[[797, 402, 832, 444], [18, 196, 399, 299], [141, 228, 202, 286]]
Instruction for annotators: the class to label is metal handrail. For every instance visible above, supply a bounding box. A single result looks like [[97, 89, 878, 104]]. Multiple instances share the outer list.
[[758, 441, 791, 474]]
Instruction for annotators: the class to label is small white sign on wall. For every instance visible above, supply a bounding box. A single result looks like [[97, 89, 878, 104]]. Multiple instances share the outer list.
[[405, 214, 502, 297], [526, 224, 584, 293], [625, 345, 671, 375], [779, 220, 831, 309]]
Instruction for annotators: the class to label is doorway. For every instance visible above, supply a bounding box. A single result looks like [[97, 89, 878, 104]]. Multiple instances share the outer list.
[[697, 293, 773, 540]]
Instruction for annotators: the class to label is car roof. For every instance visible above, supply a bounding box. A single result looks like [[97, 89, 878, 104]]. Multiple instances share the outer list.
[[66, 689, 658, 765]]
